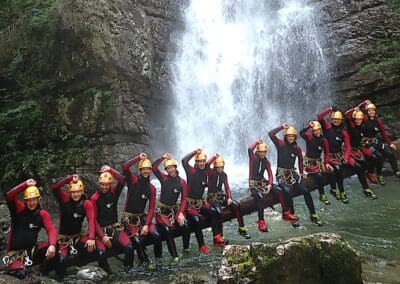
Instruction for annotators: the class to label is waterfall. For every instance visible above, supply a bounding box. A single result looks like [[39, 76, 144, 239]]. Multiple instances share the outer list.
[[171, 0, 331, 178]]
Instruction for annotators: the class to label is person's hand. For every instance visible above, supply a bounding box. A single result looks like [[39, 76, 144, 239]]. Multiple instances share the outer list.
[[102, 236, 112, 248], [354, 107, 360, 112], [85, 239, 96, 253], [26, 179, 36, 186], [140, 152, 147, 159], [162, 153, 171, 159], [266, 184, 272, 194], [257, 138, 263, 144], [177, 213, 186, 226], [301, 173, 307, 179], [215, 153, 220, 158], [308, 121, 314, 128], [46, 245, 56, 259], [331, 106, 338, 112], [141, 225, 149, 236], [196, 148, 202, 154], [390, 144, 397, 151], [72, 174, 79, 182], [282, 123, 289, 129], [227, 198, 233, 206], [99, 165, 110, 173], [365, 100, 371, 105], [325, 164, 334, 172]]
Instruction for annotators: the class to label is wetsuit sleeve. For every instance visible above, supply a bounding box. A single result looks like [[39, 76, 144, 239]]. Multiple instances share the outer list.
[[266, 159, 273, 185], [377, 118, 392, 145], [51, 175, 72, 204], [317, 107, 333, 130], [122, 155, 141, 185], [248, 141, 258, 158], [178, 179, 188, 214], [322, 138, 330, 164], [297, 146, 304, 175], [344, 108, 355, 128], [224, 174, 232, 199], [152, 157, 167, 182], [342, 130, 351, 161], [83, 200, 95, 239], [182, 150, 197, 175], [206, 155, 218, 174], [40, 210, 57, 246], [146, 184, 156, 226], [109, 167, 125, 196], [300, 126, 313, 141], [268, 126, 285, 147], [4, 181, 27, 214], [90, 194, 105, 238]]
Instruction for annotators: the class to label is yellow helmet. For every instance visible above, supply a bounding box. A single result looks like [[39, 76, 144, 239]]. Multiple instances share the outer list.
[[213, 156, 225, 167], [138, 159, 152, 169], [311, 121, 321, 131], [256, 142, 268, 152], [352, 110, 364, 120], [23, 186, 40, 200], [98, 172, 113, 184], [284, 126, 297, 136], [366, 103, 376, 110], [69, 180, 84, 192], [330, 111, 344, 120], [195, 151, 207, 161], [164, 158, 178, 169]]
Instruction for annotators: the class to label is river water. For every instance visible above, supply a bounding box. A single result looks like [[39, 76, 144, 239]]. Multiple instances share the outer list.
[[99, 177, 399, 283]]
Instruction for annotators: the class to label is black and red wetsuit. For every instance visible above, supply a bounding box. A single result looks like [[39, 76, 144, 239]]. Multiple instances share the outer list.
[[90, 168, 133, 269], [51, 175, 105, 274], [182, 150, 215, 249], [318, 107, 351, 194], [360, 104, 398, 176], [152, 156, 189, 258], [4, 181, 57, 278], [300, 126, 330, 195], [344, 108, 375, 190], [207, 164, 245, 236], [248, 141, 289, 220], [269, 126, 317, 215], [122, 155, 160, 260]]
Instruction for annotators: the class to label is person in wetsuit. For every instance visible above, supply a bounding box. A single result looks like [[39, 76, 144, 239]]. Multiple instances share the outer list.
[[122, 153, 160, 269], [269, 124, 323, 226], [344, 108, 378, 199], [152, 153, 189, 262], [318, 107, 351, 204], [300, 121, 333, 205], [3, 179, 57, 279], [90, 166, 134, 272], [248, 139, 299, 230], [206, 155, 251, 241], [360, 100, 400, 185], [51, 174, 106, 275], [182, 148, 215, 254]]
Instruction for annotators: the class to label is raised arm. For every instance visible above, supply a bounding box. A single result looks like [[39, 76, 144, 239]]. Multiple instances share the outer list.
[[109, 167, 126, 197], [182, 150, 197, 175], [317, 107, 333, 130], [300, 125, 313, 141], [5, 180, 30, 214], [248, 140, 259, 158], [268, 125, 285, 148], [152, 156, 168, 182], [51, 175, 72, 203]]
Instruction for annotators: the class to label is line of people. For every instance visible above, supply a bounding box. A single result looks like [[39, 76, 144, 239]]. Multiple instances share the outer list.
[[3, 100, 398, 279]]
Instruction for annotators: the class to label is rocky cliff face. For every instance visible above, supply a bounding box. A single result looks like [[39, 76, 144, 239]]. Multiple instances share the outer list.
[[317, 0, 400, 111], [0, 0, 185, 187]]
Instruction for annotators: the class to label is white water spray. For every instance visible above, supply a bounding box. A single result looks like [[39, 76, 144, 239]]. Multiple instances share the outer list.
[[172, 0, 331, 184]]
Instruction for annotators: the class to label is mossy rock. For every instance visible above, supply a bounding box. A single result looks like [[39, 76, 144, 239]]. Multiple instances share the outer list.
[[218, 233, 362, 284]]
